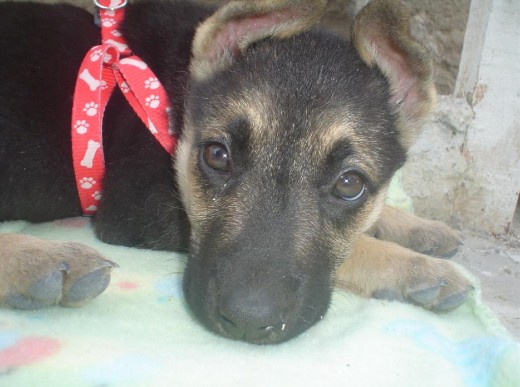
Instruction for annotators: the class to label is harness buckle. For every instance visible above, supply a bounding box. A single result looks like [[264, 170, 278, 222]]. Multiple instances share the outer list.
[[93, 0, 128, 11]]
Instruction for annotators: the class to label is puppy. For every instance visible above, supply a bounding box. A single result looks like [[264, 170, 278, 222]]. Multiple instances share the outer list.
[[0, 0, 471, 344]]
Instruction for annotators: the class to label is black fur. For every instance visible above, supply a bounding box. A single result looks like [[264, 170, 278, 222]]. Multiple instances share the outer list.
[[0, 1, 211, 250]]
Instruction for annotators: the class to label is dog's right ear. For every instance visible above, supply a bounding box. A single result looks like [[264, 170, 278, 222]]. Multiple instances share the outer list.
[[352, 0, 436, 149], [190, 0, 327, 80]]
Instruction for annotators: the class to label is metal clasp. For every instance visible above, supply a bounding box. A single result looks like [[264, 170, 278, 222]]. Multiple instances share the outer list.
[[93, 0, 128, 11]]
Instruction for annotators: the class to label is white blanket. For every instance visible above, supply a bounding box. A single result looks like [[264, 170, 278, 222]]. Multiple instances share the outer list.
[[0, 217, 518, 387]]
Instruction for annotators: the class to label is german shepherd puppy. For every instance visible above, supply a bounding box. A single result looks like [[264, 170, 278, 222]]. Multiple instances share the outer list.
[[0, 0, 471, 344]]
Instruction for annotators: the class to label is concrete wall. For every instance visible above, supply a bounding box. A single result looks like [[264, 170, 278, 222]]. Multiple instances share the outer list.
[[402, 0, 520, 235], [452, 0, 520, 234]]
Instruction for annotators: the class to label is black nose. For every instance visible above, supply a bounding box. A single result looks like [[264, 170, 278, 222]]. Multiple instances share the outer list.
[[218, 290, 286, 342]]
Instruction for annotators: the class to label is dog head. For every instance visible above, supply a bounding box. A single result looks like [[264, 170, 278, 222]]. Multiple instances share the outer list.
[[176, 0, 435, 344]]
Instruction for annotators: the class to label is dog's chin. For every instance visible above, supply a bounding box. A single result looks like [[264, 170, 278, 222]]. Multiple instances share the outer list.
[[214, 316, 323, 345], [182, 261, 331, 344], [191, 298, 328, 345], [211, 298, 329, 345]]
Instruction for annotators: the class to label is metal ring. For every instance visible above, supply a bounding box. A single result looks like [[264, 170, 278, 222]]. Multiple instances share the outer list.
[[93, 0, 128, 11]]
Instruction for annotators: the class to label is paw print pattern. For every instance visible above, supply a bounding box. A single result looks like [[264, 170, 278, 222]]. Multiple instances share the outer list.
[[103, 53, 113, 64], [92, 191, 102, 200], [102, 18, 116, 28], [145, 95, 160, 109], [145, 77, 160, 90], [90, 49, 104, 62], [111, 30, 122, 37], [120, 82, 130, 94], [74, 120, 89, 134], [83, 102, 98, 117], [80, 177, 96, 189]]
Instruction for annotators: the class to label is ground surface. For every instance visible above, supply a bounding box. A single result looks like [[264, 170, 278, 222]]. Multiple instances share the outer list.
[[454, 230, 520, 340], [401, 96, 519, 340]]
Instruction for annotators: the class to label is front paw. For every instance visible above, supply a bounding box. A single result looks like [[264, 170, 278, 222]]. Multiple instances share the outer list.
[[405, 221, 462, 258], [373, 255, 473, 311], [0, 234, 117, 309], [369, 207, 462, 258]]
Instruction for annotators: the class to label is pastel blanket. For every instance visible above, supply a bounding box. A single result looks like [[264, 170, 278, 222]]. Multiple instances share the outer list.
[[0, 218, 518, 387]]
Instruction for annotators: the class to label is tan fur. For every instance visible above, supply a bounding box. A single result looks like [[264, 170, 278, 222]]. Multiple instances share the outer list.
[[308, 114, 386, 183], [190, 0, 327, 80], [368, 206, 461, 257], [175, 130, 196, 223], [352, 0, 436, 149], [336, 234, 471, 309], [0, 234, 116, 308]]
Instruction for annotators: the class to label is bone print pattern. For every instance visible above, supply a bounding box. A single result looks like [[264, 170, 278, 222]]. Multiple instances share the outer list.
[[71, 0, 176, 215]]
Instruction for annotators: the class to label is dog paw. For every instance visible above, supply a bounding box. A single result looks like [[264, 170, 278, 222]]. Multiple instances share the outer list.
[[369, 207, 462, 258], [405, 220, 462, 258], [373, 255, 473, 311], [0, 234, 117, 309]]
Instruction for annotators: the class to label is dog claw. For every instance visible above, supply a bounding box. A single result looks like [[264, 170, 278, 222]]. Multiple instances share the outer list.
[[102, 258, 119, 268], [433, 287, 473, 311]]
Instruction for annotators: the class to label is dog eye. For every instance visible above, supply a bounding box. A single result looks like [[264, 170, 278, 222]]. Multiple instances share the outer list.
[[332, 172, 366, 201], [203, 143, 230, 172]]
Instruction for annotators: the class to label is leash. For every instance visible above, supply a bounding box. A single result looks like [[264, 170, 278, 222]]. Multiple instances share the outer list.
[[71, 0, 175, 215]]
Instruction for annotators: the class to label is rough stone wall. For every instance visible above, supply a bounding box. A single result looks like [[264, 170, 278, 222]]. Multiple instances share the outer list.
[[324, 0, 470, 95], [400, 96, 474, 226], [194, 0, 471, 94]]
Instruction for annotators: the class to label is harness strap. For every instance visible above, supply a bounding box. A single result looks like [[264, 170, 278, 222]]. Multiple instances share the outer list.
[[71, 0, 175, 215]]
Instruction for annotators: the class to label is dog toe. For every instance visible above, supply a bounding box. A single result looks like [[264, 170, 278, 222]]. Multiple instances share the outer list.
[[4, 265, 68, 309], [0, 234, 116, 309], [407, 258, 474, 312], [62, 266, 113, 307], [410, 226, 462, 258], [5, 292, 53, 310], [432, 286, 474, 311], [28, 268, 66, 301], [407, 285, 442, 305], [402, 256, 473, 311]]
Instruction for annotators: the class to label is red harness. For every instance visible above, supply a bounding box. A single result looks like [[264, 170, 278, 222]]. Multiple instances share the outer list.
[[71, 0, 175, 216]]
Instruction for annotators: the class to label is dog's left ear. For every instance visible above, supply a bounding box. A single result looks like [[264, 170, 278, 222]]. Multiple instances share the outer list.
[[352, 0, 435, 149], [190, 0, 327, 80]]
